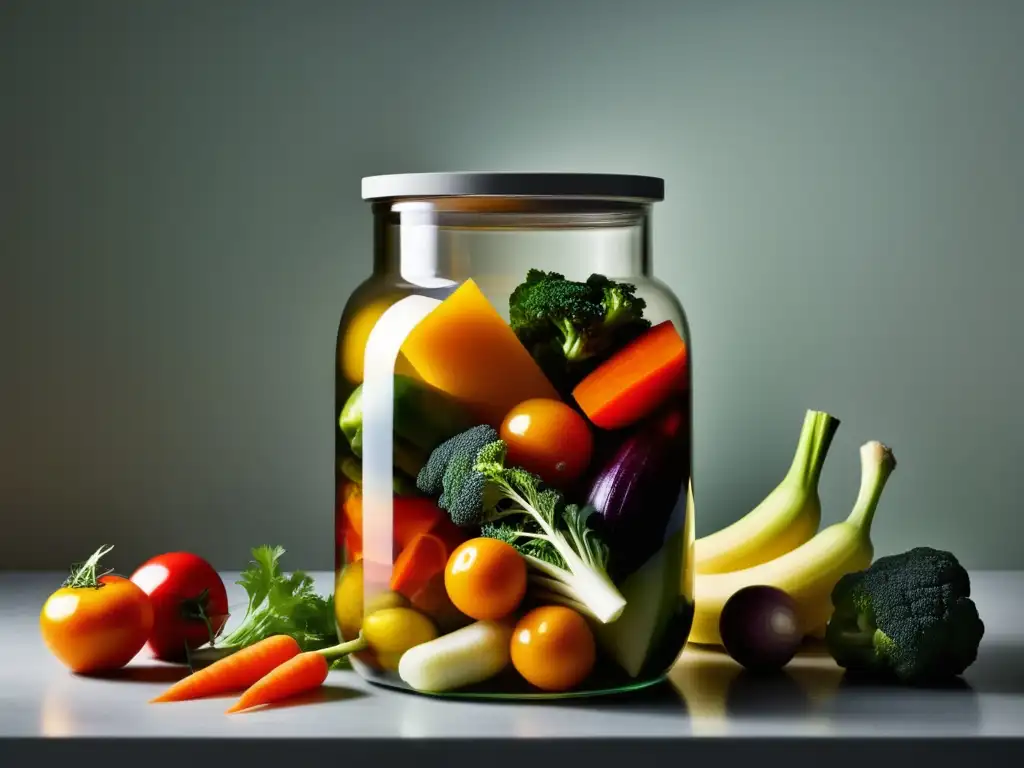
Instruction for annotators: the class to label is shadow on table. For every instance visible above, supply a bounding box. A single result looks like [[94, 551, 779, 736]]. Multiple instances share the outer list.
[[963, 641, 1024, 694], [78, 666, 189, 684], [228, 684, 368, 714]]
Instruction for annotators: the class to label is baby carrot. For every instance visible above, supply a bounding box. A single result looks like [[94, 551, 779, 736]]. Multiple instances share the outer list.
[[225, 635, 368, 714], [150, 635, 301, 703]]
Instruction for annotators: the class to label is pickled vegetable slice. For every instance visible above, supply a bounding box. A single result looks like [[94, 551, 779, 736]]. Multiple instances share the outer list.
[[399, 280, 562, 429]]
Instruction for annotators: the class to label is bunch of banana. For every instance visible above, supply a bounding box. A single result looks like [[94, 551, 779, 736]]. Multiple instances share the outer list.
[[689, 410, 897, 646]]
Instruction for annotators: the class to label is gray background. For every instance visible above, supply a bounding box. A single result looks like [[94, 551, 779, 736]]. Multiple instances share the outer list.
[[2, 0, 1021, 572]]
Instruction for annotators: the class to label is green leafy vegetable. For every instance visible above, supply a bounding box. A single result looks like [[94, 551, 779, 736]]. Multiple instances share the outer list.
[[196, 546, 347, 668]]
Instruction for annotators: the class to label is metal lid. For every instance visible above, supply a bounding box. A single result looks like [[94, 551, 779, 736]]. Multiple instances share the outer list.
[[361, 172, 664, 202]]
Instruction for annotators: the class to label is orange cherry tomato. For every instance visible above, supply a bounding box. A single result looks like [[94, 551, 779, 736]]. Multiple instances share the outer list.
[[444, 538, 527, 621], [500, 398, 594, 487], [40, 547, 154, 674], [510, 605, 596, 692]]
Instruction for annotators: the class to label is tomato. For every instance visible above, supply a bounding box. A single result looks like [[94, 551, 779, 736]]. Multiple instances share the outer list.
[[129, 552, 229, 661], [510, 605, 596, 692], [40, 547, 154, 674], [500, 398, 593, 487], [444, 538, 527, 621]]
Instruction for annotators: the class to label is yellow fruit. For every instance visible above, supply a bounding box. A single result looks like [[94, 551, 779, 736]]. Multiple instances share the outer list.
[[339, 295, 417, 383], [362, 607, 439, 671], [689, 441, 896, 646], [695, 410, 840, 575], [334, 559, 408, 640]]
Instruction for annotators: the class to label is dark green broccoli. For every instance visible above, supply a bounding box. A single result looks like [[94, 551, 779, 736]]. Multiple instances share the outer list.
[[415, 424, 498, 515], [509, 270, 651, 393], [418, 429, 626, 623], [825, 547, 985, 684]]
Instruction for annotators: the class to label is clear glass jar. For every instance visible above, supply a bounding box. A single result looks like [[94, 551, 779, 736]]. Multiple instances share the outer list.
[[334, 173, 694, 699]]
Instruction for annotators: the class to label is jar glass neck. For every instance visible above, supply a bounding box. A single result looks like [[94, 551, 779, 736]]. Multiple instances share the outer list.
[[371, 199, 652, 285]]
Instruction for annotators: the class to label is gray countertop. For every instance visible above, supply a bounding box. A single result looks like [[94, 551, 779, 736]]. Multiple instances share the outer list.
[[2, 571, 1022, 761]]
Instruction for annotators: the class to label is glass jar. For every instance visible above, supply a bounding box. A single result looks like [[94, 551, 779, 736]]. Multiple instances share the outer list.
[[334, 173, 694, 700]]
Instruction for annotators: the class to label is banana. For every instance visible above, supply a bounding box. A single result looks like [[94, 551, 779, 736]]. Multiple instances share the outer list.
[[689, 440, 896, 646], [694, 409, 841, 574]]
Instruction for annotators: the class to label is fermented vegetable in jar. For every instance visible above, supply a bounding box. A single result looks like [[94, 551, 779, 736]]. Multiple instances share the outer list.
[[334, 173, 695, 699]]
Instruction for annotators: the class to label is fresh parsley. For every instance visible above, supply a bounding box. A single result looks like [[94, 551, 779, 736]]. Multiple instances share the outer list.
[[209, 545, 349, 668]]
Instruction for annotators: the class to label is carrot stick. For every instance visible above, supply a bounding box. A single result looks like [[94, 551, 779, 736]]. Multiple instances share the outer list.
[[150, 635, 301, 703], [572, 320, 689, 430], [225, 635, 368, 714], [389, 533, 448, 598]]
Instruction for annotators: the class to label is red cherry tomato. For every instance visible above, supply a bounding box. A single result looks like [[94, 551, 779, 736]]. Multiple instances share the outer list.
[[129, 552, 229, 661], [500, 398, 594, 487]]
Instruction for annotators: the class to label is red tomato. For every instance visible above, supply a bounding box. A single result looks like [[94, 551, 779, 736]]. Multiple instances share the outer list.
[[130, 552, 229, 661], [40, 573, 154, 674], [500, 398, 594, 487]]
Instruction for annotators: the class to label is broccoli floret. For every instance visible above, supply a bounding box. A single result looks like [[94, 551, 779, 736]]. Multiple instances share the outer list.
[[825, 547, 985, 684], [415, 424, 497, 505], [420, 428, 627, 623], [509, 270, 651, 393]]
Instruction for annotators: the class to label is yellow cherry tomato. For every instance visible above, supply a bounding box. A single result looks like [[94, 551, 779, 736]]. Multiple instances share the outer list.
[[510, 605, 596, 692], [444, 538, 527, 621]]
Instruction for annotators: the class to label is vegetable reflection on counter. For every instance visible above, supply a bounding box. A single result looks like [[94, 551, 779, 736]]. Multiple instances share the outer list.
[[670, 646, 845, 736]]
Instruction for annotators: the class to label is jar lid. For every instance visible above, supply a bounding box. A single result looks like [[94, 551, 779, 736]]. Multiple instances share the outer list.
[[361, 172, 664, 202]]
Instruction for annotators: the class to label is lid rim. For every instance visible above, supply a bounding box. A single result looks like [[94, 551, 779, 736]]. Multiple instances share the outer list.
[[361, 172, 665, 202]]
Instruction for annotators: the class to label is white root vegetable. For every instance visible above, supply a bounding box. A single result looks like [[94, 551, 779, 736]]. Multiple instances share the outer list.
[[398, 620, 512, 693]]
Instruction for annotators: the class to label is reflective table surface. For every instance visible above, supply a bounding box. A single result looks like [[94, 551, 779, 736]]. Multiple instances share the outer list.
[[2, 571, 1021, 751]]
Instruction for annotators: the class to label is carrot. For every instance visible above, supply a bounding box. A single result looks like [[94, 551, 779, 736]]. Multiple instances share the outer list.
[[225, 634, 369, 714], [150, 635, 301, 703], [344, 525, 363, 561], [342, 487, 363, 536], [430, 517, 470, 553], [390, 533, 449, 598], [572, 320, 689, 430], [225, 651, 329, 714], [393, 497, 444, 552], [343, 492, 445, 555]]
